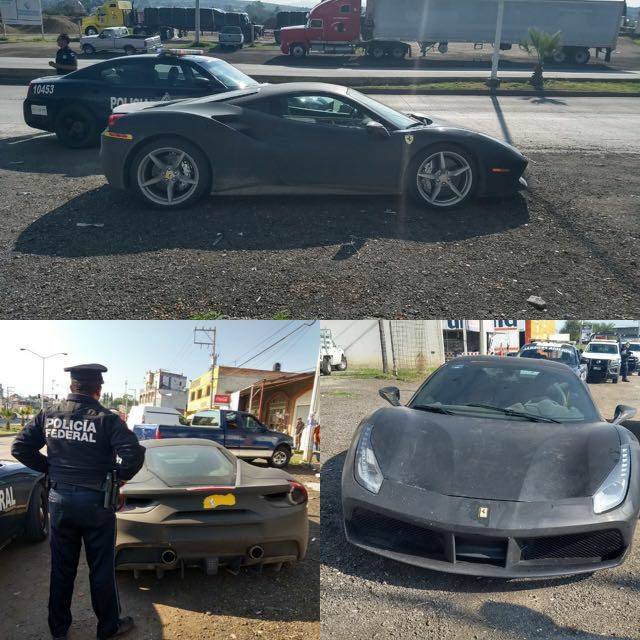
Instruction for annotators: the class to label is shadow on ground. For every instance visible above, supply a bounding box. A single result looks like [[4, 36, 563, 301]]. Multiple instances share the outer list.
[[13, 186, 529, 258]]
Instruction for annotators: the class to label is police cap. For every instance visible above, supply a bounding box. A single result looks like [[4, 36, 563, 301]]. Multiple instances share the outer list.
[[64, 363, 107, 384]]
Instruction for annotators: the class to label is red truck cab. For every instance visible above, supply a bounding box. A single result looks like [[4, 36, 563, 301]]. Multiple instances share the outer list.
[[279, 0, 362, 57]]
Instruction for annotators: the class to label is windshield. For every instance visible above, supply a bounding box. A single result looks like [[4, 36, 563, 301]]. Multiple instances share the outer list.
[[347, 88, 419, 130], [221, 26, 241, 33], [198, 58, 257, 89], [519, 345, 577, 366], [585, 343, 619, 355], [145, 445, 236, 487], [409, 360, 600, 423], [628, 344, 640, 352]]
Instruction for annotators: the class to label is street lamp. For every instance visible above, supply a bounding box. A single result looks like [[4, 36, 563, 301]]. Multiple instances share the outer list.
[[19, 349, 68, 411]]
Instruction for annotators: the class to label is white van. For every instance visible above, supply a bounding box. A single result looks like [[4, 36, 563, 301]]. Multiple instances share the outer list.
[[126, 405, 183, 427]]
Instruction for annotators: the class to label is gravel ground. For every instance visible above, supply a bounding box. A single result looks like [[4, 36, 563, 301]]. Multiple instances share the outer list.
[[0, 141, 638, 319], [320, 373, 640, 640], [0, 463, 320, 640]]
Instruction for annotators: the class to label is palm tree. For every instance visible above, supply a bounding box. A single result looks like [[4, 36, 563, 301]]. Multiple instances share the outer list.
[[0, 408, 15, 430], [18, 406, 31, 428], [520, 28, 562, 88]]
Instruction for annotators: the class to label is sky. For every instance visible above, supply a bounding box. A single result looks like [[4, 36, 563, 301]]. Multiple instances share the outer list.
[[0, 320, 319, 398]]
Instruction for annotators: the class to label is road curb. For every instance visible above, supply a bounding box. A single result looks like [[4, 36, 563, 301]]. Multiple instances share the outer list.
[[362, 88, 640, 97]]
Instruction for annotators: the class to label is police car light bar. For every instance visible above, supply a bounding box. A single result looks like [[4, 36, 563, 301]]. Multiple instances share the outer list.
[[158, 47, 205, 56]]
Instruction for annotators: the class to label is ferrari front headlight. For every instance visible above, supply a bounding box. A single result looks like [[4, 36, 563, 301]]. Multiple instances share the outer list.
[[354, 423, 383, 494], [593, 445, 631, 514]]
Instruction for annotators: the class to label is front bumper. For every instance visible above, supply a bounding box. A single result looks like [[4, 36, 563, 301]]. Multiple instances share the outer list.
[[115, 504, 308, 572], [584, 360, 620, 379], [342, 473, 637, 578]]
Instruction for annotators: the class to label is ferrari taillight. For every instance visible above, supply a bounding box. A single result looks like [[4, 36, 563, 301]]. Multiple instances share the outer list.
[[287, 481, 308, 505]]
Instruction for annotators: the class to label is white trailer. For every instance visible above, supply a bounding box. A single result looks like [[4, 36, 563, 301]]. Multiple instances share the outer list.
[[366, 0, 624, 64]]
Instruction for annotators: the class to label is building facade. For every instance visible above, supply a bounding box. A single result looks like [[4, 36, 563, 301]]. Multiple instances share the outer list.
[[139, 369, 188, 412], [186, 365, 289, 415]]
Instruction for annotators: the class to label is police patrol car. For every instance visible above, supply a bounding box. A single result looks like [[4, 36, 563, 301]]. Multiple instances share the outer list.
[[0, 459, 48, 551], [23, 49, 258, 149]]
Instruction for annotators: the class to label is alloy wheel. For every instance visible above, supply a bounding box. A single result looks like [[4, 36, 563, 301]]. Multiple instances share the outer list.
[[137, 147, 200, 206], [416, 150, 473, 207]]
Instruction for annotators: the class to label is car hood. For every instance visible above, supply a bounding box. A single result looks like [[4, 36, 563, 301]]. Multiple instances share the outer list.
[[582, 352, 619, 361], [369, 407, 620, 502]]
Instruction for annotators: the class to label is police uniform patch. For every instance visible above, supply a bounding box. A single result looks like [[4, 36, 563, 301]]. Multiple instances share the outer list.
[[405, 134, 414, 145]]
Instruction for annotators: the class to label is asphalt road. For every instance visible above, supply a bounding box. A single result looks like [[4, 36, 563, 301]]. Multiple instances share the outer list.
[[1, 35, 639, 74], [0, 90, 639, 319], [0, 443, 320, 640], [320, 372, 640, 640]]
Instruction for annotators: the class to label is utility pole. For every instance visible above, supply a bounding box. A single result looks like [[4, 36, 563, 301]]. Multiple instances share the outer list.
[[488, 0, 505, 88], [194, 0, 201, 46], [194, 327, 218, 409], [462, 320, 468, 355], [20, 349, 67, 410], [479, 320, 487, 355], [378, 319, 389, 374]]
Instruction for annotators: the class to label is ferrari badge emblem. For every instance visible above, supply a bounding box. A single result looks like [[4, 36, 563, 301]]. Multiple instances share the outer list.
[[404, 134, 414, 145], [478, 506, 489, 519]]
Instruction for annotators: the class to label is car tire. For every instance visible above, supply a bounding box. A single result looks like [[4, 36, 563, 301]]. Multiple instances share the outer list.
[[124, 45, 136, 56], [54, 105, 99, 149], [290, 43, 307, 58], [81, 43, 96, 55], [368, 44, 386, 59], [390, 44, 406, 60], [23, 482, 48, 542], [551, 47, 567, 64], [321, 356, 332, 376], [334, 355, 348, 371], [407, 144, 476, 209], [129, 137, 212, 209], [571, 47, 591, 65], [85, 27, 98, 36], [269, 445, 291, 468]]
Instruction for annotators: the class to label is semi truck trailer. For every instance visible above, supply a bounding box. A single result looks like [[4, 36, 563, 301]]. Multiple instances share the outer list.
[[279, 0, 624, 64]]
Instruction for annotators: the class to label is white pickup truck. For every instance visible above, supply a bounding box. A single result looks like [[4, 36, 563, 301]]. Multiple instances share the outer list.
[[80, 26, 161, 56]]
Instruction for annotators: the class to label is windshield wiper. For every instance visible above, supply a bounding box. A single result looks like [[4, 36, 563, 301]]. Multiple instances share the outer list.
[[412, 404, 455, 415], [464, 403, 561, 423]]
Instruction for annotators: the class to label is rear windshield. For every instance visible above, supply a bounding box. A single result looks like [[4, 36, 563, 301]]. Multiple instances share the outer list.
[[221, 26, 241, 33], [191, 410, 221, 427], [519, 345, 577, 365], [145, 445, 236, 487]]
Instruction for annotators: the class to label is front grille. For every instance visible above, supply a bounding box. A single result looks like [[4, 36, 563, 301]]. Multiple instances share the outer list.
[[518, 529, 625, 562], [347, 508, 446, 560]]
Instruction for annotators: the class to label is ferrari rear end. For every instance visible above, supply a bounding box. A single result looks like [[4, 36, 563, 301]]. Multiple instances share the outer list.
[[115, 439, 308, 575]]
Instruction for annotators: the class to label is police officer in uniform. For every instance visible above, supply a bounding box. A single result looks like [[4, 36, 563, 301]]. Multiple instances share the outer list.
[[621, 342, 631, 382], [49, 33, 78, 75], [12, 364, 145, 640]]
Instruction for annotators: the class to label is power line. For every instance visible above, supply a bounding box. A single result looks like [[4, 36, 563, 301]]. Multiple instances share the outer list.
[[237, 321, 316, 369], [233, 320, 297, 365]]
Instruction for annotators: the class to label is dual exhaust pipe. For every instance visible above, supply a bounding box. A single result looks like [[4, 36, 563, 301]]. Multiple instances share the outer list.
[[159, 545, 264, 565]]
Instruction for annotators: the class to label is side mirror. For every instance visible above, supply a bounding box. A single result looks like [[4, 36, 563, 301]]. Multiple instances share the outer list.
[[379, 386, 401, 407], [613, 404, 636, 425], [366, 120, 390, 139]]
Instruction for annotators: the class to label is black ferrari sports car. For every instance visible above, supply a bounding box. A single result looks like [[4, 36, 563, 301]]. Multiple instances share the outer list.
[[342, 356, 640, 578], [100, 82, 528, 210], [115, 438, 308, 576], [0, 459, 48, 551]]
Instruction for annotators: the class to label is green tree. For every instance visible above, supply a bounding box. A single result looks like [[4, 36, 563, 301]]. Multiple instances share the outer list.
[[520, 28, 562, 88], [1, 408, 15, 429], [18, 406, 31, 428]]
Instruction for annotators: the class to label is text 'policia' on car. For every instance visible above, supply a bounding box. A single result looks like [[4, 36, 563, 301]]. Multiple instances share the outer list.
[[23, 49, 258, 149], [100, 82, 528, 210], [341, 356, 640, 578]]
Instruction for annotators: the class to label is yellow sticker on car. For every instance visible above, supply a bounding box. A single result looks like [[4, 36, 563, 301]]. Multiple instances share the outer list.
[[203, 493, 236, 509]]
